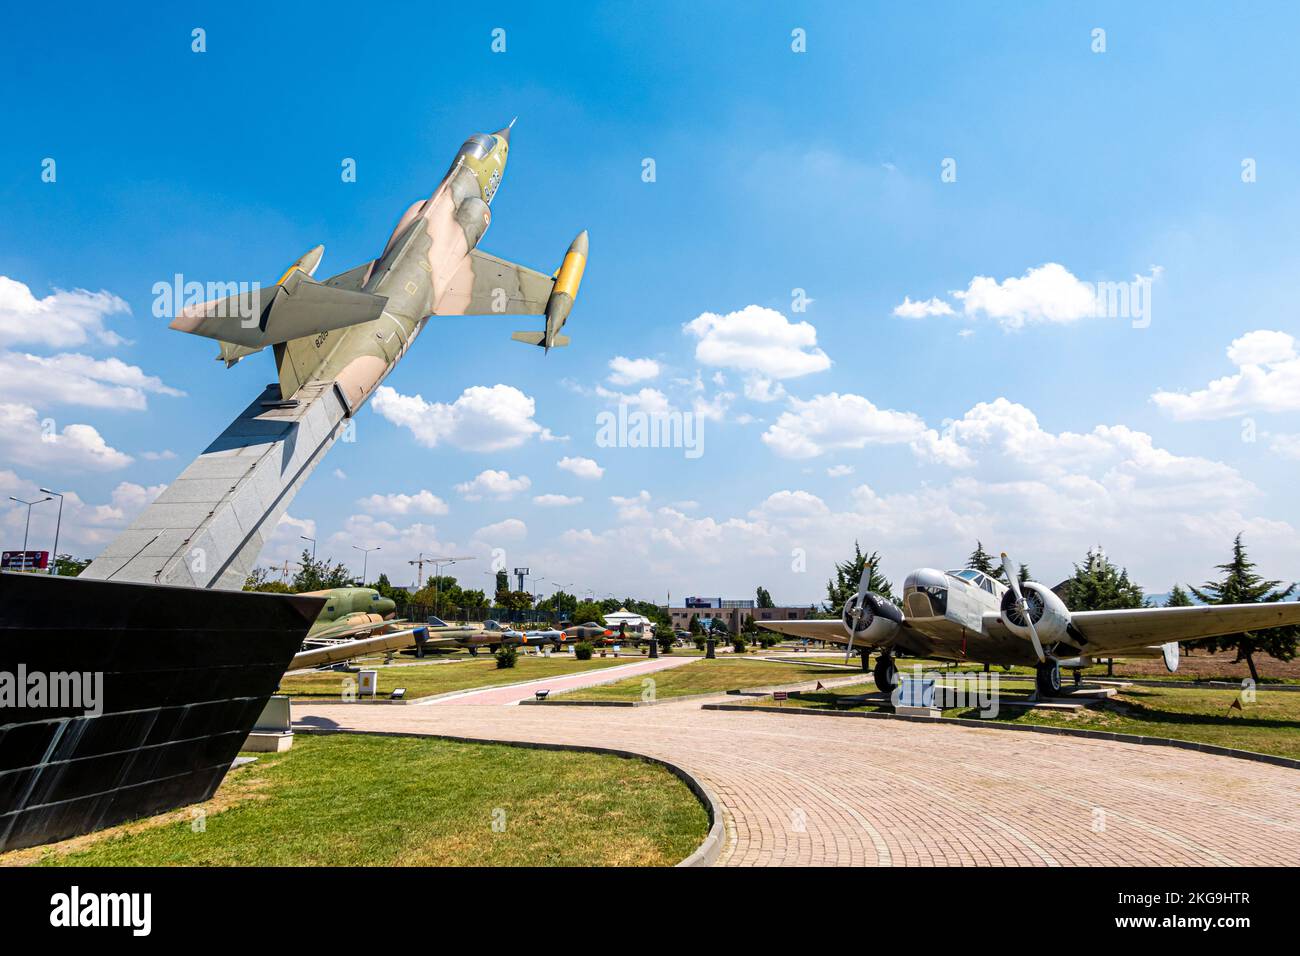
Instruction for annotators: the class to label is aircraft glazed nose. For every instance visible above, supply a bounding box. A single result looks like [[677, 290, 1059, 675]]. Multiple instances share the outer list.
[[904, 568, 947, 591]]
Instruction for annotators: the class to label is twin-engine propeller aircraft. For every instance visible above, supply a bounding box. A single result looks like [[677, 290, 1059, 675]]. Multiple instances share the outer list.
[[759, 552, 1300, 697]]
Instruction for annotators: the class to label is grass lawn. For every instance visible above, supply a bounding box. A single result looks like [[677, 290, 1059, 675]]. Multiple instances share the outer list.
[[759, 681, 1300, 761], [7, 734, 709, 867], [559, 657, 858, 702], [278, 654, 636, 700]]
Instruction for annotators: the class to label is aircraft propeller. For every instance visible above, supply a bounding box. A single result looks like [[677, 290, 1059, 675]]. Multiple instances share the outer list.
[[843, 561, 874, 665], [1001, 551, 1045, 663]]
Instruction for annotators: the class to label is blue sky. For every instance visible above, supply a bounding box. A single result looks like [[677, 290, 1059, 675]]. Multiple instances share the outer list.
[[3, 1, 1298, 602]]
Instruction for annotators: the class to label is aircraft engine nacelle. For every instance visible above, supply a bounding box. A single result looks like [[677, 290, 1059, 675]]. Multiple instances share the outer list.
[[999, 582, 1072, 645], [842, 592, 904, 644]]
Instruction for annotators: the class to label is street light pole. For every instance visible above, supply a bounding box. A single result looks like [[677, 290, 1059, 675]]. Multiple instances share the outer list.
[[300, 535, 316, 560], [352, 545, 380, 585], [425, 555, 473, 618], [8, 495, 52, 569], [38, 488, 64, 575]]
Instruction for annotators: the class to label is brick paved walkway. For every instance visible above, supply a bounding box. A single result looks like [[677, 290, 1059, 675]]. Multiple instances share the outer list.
[[292, 701, 1300, 866]]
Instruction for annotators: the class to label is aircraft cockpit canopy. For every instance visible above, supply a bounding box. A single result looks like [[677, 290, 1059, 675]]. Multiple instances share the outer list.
[[458, 133, 499, 161], [946, 569, 999, 594]]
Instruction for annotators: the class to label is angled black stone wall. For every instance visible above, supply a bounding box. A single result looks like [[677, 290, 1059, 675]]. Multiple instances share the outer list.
[[0, 573, 322, 852]]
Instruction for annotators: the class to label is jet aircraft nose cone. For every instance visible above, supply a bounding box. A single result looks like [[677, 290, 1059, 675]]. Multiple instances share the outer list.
[[494, 118, 516, 145], [378, 598, 396, 614]]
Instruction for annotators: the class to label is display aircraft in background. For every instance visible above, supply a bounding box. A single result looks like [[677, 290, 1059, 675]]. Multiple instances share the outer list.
[[759, 552, 1300, 696], [300, 587, 406, 643]]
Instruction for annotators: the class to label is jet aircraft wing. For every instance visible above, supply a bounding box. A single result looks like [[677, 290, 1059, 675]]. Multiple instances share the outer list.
[[436, 249, 555, 315], [1070, 602, 1300, 655], [307, 617, 409, 643], [755, 619, 855, 643]]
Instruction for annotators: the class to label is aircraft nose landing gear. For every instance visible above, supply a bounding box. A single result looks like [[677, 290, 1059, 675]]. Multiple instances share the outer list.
[[1034, 660, 1062, 698]]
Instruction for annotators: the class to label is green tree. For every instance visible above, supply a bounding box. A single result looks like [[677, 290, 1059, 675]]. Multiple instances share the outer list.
[[574, 641, 594, 661], [54, 554, 91, 577], [756, 586, 774, 609], [243, 566, 292, 592], [371, 573, 409, 607], [494, 569, 509, 598], [1062, 547, 1146, 611], [742, 613, 758, 636], [494, 646, 518, 669], [1189, 534, 1298, 682], [967, 541, 999, 576], [412, 574, 470, 618], [497, 590, 534, 613], [572, 600, 606, 625], [825, 542, 894, 610], [1165, 584, 1194, 608], [688, 614, 703, 637], [536, 589, 578, 620], [292, 550, 351, 591]]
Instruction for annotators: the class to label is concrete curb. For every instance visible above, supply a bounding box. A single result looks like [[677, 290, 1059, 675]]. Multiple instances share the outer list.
[[295, 726, 725, 867], [702, 703, 1300, 772], [530, 670, 869, 708], [1116, 677, 1300, 693]]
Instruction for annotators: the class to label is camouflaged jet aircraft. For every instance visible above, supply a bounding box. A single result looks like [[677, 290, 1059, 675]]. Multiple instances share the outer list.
[[301, 587, 405, 643], [81, 122, 586, 593], [170, 120, 587, 406], [759, 552, 1300, 697]]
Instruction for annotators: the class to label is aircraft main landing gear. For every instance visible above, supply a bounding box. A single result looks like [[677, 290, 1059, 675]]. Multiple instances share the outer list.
[[1035, 660, 1062, 698], [873, 654, 898, 695]]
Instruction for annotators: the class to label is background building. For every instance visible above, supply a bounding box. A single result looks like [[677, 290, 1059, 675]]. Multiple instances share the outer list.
[[665, 598, 820, 634]]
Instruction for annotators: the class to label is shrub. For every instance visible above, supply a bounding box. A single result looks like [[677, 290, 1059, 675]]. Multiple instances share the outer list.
[[693, 636, 706, 651], [494, 646, 518, 669], [655, 626, 675, 654], [574, 642, 594, 661], [732, 638, 747, 654]]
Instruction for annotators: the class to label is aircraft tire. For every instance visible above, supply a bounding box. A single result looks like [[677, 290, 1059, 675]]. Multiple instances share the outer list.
[[873, 654, 897, 695], [1035, 661, 1062, 697]]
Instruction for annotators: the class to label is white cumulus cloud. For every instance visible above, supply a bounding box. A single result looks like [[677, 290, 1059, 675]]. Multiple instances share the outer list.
[[371, 384, 546, 451], [0, 276, 130, 348], [892, 296, 955, 318], [0, 351, 183, 410], [0, 403, 132, 470], [474, 518, 528, 542], [1152, 330, 1300, 420], [357, 489, 450, 516], [558, 456, 605, 480], [951, 263, 1098, 329], [684, 305, 831, 379], [761, 392, 970, 465], [455, 469, 531, 501], [533, 493, 583, 507], [607, 355, 661, 386]]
